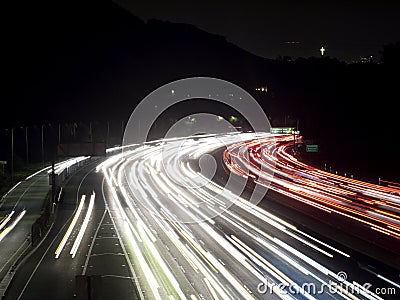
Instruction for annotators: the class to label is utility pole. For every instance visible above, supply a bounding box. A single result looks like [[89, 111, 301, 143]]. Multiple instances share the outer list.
[[58, 123, 61, 145], [11, 128, 14, 184], [73, 122, 76, 141], [89, 122, 93, 143], [41, 124, 44, 167], [51, 159, 55, 214], [25, 126, 29, 165], [121, 120, 124, 144], [51, 126, 57, 215], [107, 121, 110, 147]]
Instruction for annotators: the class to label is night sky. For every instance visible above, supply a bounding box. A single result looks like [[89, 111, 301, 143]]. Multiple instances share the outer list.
[[114, 0, 400, 63]]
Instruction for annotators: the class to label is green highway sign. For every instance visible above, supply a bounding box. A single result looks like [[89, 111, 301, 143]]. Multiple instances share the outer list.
[[270, 127, 294, 134], [306, 144, 318, 152]]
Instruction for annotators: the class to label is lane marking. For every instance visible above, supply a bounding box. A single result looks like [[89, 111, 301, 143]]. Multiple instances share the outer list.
[[82, 209, 107, 275]]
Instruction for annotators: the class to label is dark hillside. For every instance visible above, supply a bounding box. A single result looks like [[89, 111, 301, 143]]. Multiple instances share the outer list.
[[1, 0, 399, 182]]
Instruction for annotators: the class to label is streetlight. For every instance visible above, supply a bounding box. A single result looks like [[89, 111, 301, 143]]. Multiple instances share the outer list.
[[89, 121, 93, 143], [41, 124, 45, 167], [24, 126, 29, 165], [58, 123, 61, 145], [107, 121, 110, 147], [3, 127, 15, 183], [121, 120, 125, 144], [11, 128, 14, 183]]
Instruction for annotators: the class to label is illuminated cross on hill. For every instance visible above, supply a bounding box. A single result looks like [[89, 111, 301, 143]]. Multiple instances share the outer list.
[[320, 46, 326, 56]]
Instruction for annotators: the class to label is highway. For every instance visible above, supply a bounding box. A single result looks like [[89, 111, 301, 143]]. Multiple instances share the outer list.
[[2, 132, 399, 299], [96, 132, 399, 299], [3, 158, 140, 300], [224, 135, 400, 252]]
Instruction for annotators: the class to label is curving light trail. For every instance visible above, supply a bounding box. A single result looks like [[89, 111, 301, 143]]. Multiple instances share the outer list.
[[0, 210, 26, 243], [224, 134, 400, 241], [100, 132, 397, 300]]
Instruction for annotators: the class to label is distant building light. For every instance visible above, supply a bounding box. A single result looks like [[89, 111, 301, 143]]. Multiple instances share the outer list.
[[255, 86, 268, 93], [359, 56, 374, 63], [320, 46, 326, 56]]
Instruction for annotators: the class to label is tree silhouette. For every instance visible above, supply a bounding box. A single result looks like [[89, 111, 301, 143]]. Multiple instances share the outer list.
[[380, 41, 400, 66]]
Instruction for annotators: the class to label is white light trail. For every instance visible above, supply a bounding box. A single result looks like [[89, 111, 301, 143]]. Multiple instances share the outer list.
[[55, 195, 86, 258], [0, 210, 26, 242], [98, 132, 391, 300], [0, 211, 15, 232], [70, 191, 96, 258]]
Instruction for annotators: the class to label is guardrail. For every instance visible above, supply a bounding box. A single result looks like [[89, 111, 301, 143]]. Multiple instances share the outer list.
[[47, 156, 91, 187]]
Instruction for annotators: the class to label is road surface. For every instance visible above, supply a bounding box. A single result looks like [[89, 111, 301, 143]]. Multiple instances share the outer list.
[[2, 132, 399, 299]]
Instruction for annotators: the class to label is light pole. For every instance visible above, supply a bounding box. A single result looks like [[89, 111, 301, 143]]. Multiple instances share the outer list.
[[107, 121, 110, 147], [58, 123, 61, 145], [73, 122, 76, 141], [11, 128, 14, 184], [121, 120, 124, 144], [89, 121, 93, 143], [41, 124, 44, 167], [25, 126, 29, 165]]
